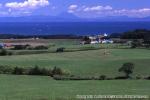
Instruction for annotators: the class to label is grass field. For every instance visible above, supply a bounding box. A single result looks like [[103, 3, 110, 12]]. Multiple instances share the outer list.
[[0, 41, 150, 99], [1, 49, 150, 77], [0, 75, 150, 100]]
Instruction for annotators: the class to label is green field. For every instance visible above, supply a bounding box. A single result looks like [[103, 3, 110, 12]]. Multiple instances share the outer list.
[[0, 42, 150, 99], [0, 75, 150, 100], [1, 49, 150, 77]]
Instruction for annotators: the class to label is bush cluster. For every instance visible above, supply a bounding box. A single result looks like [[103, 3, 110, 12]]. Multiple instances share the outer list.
[[53, 75, 150, 80], [12, 67, 25, 75], [16, 50, 49, 55], [0, 65, 69, 76], [28, 66, 51, 76], [56, 47, 65, 52], [12, 45, 48, 50], [53, 75, 109, 80], [0, 62, 149, 81], [12, 45, 29, 50], [131, 40, 143, 48], [146, 76, 150, 80], [27, 45, 49, 50], [0, 49, 12, 56], [0, 65, 13, 74]]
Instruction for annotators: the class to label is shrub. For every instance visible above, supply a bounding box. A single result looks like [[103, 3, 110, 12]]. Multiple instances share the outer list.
[[115, 76, 129, 80], [0, 65, 70, 77], [50, 67, 71, 77], [40, 68, 52, 76], [0, 49, 8, 56], [28, 66, 52, 76], [0, 49, 13, 56], [16, 50, 48, 55], [34, 45, 48, 50], [106, 77, 114, 80], [99, 75, 107, 80], [8, 52, 13, 56], [56, 47, 65, 52], [27, 45, 48, 50], [0, 65, 14, 74], [53, 75, 105, 80], [62, 69, 71, 76], [146, 76, 150, 80], [51, 66, 63, 76], [135, 75, 143, 80], [53, 75, 93, 80], [12, 45, 29, 50], [28, 66, 42, 75], [12, 67, 25, 75]]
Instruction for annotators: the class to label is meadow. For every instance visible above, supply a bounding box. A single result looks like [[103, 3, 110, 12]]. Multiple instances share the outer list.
[[0, 39, 150, 100], [1, 49, 150, 77], [0, 75, 150, 100]]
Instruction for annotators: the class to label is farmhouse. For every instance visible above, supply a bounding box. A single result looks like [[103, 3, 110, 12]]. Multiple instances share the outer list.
[[82, 33, 113, 44]]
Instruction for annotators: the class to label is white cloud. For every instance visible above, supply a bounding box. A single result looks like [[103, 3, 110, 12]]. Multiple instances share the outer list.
[[2, 0, 50, 16], [83, 6, 112, 12], [69, 5, 78, 9], [68, 4, 78, 13], [5, 0, 49, 10], [112, 8, 150, 18], [68, 5, 150, 18]]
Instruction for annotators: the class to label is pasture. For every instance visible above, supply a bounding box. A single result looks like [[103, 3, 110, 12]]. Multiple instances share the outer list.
[[0, 75, 150, 100], [0, 49, 150, 77], [0, 39, 149, 99]]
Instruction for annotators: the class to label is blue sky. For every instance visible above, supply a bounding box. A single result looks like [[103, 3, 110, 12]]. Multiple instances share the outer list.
[[0, 0, 150, 18]]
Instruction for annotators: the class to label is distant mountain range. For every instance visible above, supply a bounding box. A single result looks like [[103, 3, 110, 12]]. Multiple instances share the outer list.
[[0, 13, 150, 22]]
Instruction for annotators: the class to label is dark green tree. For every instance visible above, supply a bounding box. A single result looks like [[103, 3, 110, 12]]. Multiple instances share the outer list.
[[119, 62, 134, 78]]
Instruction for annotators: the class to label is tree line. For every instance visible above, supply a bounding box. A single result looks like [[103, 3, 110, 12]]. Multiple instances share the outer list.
[[110, 29, 150, 48]]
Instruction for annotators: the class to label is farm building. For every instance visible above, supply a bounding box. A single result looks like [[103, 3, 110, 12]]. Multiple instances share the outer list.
[[82, 33, 113, 44]]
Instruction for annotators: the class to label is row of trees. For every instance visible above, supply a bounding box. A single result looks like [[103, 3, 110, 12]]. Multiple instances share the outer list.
[[118, 29, 150, 48], [12, 45, 48, 50], [130, 40, 150, 48], [0, 62, 148, 80], [121, 29, 150, 40], [106, 29, 150, 39], [0, 65, 70, 77]]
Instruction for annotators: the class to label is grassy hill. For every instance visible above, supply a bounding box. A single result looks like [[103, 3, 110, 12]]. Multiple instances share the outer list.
[[0, 47, 150, 99]]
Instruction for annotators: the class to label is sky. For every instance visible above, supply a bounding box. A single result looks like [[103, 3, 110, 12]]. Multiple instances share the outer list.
[[0, 0, 150, 18]]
